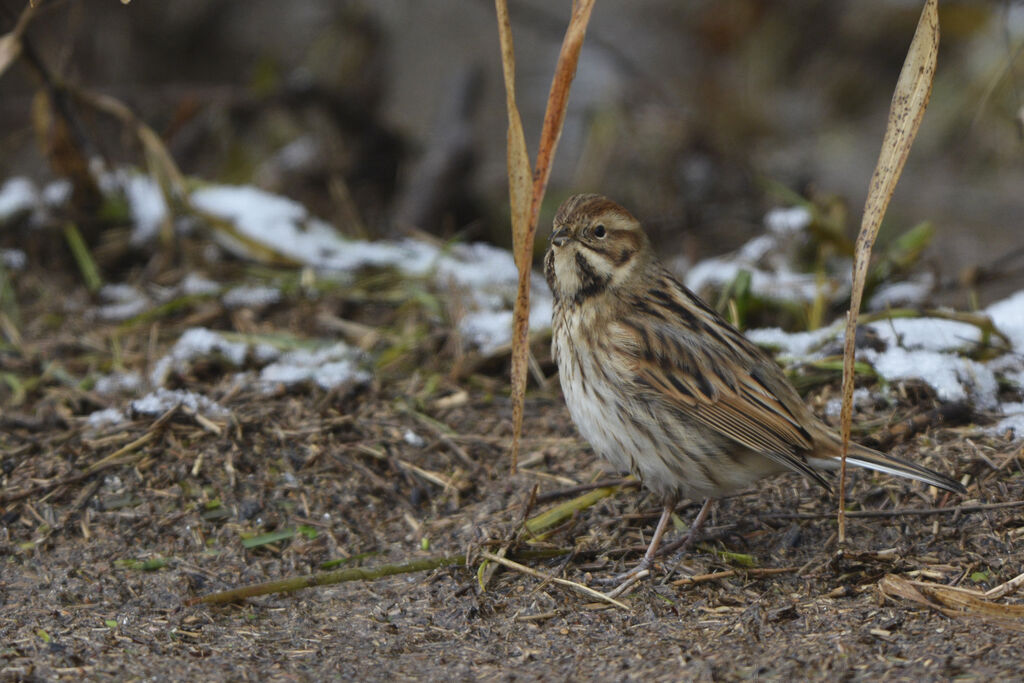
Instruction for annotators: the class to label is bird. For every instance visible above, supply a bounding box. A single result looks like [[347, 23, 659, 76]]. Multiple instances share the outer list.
[[543, 193, 966, 592]]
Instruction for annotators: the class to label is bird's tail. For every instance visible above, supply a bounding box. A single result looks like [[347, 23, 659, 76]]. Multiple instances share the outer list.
[[810, 439, 966, 495]]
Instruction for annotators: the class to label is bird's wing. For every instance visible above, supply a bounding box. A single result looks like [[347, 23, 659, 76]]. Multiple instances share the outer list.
[[616, 281, 830, 488]]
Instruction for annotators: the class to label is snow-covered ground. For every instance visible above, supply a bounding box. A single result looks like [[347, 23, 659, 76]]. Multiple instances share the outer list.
[[4, 172, 1020, 439]]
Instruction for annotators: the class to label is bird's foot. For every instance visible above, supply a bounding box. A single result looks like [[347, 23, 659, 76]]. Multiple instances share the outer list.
[[596, 557, 655, 598]]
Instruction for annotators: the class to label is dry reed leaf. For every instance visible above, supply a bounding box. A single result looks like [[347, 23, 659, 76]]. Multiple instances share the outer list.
[[494, 0, 532, 264], [527, 0, 596, 229], [78, 90, 189, 201], [137, 124, 188, 245], [138, 125, 188, 199], [838, 0, 938, 542], [0, 33, 22, 78], [0, 2, 36, 79], [879, 575, 1024, 632], [497, 0, 595, 471], [495, 0, 532, 473]]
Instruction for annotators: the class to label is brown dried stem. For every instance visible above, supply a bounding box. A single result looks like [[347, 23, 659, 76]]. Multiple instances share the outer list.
[[495, 0, 595, 471], [838, 0, 938, 544]]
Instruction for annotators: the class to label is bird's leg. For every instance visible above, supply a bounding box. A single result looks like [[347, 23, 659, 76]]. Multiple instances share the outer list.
[[640, 501, 675, 568], [659, 497, 712, 556], [602, 498, 713, 598], [602, 500, 675, 598]]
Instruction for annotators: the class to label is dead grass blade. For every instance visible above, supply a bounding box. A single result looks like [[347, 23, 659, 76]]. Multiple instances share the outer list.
[[838, 0, 939, 543], [986, 571, 1024, 600], [879, 574, 1024, 632], [524, 483, 621, 536], [188, 548, 570, 605], [494, 0, 532, 265], [189, 554, 469, 605], [62, 222, 103, 293], [72, 88, 188, 246], [494, 0, 530, 472], [479, 550, 629, 610], [496, 0, 596, 471], [0, 1, 36, 79], [671, 567, 798, 587]]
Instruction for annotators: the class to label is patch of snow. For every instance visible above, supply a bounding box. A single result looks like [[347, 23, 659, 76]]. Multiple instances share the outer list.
[[866, 317, 981, 353], [96, 283, 150, 321], [94, 371, 144, 396], [258, 343, 370, 390], [121, 173, 168, 244], [42, 180, 71, 207], [252, 343, 282, 363], [746, 324, 840, 360], [403, 429, 425, 447], [436, 242, 518, 292], [194, 185, 351, 266], [530, 294, 554, 331], [750, 299, 1024, 412], [100, 283, 142, 300], [192, 184, 447, 276], [185, 183, 556, 352], [862, 346, 998, 408], [986, 290, 1024, 353], [338, 239, 439, 274], [990, 402, 1024, 440], [459, 310, 513, 354], [764, 206, 812, 234], [97, 299, 151, 322], [459, 296, 554, 355], [150, 327, 248, 386], [990, 356, 1024, 395], [222, 285, 281, 309], [180, 273, 221, 296], [177, 328, 248, 365], [131, 388, 227, 418], [868, 273, 934, 310], [1, 249, 26, 270], [86, 407, 127, 428], [737, 235, 777, 262], [274, 136, 319, 171], [825, 387, 875, 419], [0, 177, 38, 220], [685, 258, 824, 303]]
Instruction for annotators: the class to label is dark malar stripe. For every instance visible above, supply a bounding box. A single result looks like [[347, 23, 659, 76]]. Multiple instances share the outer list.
[[573, 251, 610, 301], [543, 249, 556, 293]]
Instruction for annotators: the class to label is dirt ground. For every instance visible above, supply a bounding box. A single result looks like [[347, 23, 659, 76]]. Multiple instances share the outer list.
[[2, 257, 1023, 681]]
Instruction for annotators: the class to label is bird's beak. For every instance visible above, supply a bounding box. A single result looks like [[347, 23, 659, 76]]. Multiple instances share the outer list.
[[550, 226, 570, 247]]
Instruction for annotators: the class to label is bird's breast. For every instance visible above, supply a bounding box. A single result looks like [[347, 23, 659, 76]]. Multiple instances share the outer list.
[[552, 305, 653, 479]]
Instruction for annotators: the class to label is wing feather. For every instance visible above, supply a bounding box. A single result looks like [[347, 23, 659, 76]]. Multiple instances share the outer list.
[[618, 274, 830, 488]]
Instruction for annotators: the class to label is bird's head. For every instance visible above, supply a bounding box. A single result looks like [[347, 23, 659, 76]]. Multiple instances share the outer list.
[[544, 194, 651, 302]]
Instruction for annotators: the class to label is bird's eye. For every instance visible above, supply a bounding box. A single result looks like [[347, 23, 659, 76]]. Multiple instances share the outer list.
[[593, 224, 606, 238]]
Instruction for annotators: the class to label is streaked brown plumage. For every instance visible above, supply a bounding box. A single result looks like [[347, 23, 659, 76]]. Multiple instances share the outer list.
[[544, 194, 965, 589]]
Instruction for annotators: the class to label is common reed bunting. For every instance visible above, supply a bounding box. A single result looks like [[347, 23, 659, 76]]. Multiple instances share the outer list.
[[544, 194, 965, 592]]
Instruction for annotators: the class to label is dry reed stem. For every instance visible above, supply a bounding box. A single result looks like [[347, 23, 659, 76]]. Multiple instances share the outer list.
[[0, 2, 37, 78], [495, 0, 595, 471], [839, 0, 939, 543]]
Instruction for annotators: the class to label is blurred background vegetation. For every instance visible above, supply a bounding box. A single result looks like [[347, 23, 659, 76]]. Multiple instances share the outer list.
[[1, 0, 1022, 306]]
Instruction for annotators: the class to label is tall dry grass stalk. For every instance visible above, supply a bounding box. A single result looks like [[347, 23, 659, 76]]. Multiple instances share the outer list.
[[495, 0, 595, 471], [838, 0, 939, 542]]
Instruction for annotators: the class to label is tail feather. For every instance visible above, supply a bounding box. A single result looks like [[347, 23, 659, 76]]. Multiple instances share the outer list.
[[810, 441, 966, 495]]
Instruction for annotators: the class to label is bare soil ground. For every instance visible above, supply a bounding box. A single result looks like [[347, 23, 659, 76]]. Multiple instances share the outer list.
[[2, 256, 1023, 681]]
